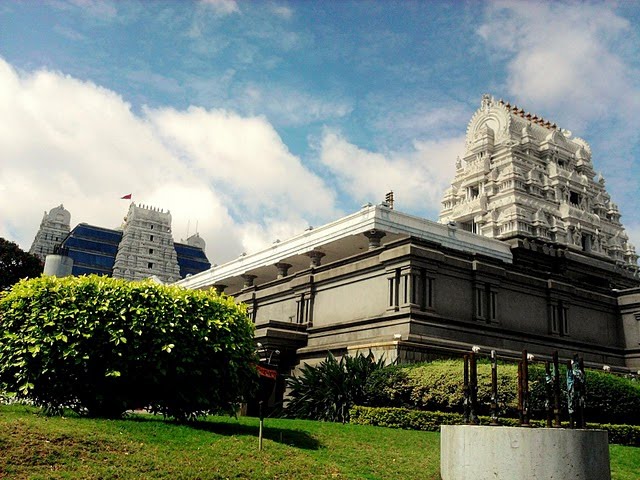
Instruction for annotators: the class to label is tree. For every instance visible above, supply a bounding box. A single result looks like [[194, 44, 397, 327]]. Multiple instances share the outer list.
[[0, 238, 43, 290], [0, 275, 258, 420]]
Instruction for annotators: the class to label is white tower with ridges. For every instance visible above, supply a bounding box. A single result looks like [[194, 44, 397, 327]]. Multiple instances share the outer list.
[[439, 94, 637, 269], [29, 204, 71, 261], [112, 203, 181, 282]]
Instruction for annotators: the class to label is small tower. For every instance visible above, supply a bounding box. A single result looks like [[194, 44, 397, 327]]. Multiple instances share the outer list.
[[112, 203, 181, 283], [29, 204, 71, 261]]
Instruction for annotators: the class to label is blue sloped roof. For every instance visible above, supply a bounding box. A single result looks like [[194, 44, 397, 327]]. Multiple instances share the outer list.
[[61, 223, 122, 276], [174, 242, 211, 278]]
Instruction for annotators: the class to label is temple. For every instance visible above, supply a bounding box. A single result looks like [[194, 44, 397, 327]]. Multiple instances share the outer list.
[[439, 94, 637, 269], [34, 202, 210, 282], [29, 204, 71, 261], [177, 95, 640, 396]]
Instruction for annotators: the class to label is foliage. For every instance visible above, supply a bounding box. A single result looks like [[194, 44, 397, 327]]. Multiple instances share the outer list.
[[365, 360, 520, 417], [2, 404, 639, 480], [0, 275, 257, 420], [284, 351, 386, 423], [364, 360, 640, 424], [350, 406, 640, 446], [0, 404, 443, 480], [0, 237, 43, 291]]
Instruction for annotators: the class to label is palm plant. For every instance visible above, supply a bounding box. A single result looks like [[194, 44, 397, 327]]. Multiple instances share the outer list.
[[284, 351, 385, 423]]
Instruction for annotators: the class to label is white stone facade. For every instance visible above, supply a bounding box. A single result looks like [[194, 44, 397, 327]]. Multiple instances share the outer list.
[[29, 204, 71, 261], [439, 94, 638, 270], [112, 203, 181, 283]]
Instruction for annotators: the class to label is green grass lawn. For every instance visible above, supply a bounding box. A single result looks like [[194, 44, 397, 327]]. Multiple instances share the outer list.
[[1, 404, 638, 480]]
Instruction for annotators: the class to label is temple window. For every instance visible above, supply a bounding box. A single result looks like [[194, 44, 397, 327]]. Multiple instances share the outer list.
[[424, 276, 435, 310], [475, 284, 498, 323], [550, 301, 569, 336], [461, 221, 479, 234], [569, 191, 581, 206], [475, 287, 485, 320]]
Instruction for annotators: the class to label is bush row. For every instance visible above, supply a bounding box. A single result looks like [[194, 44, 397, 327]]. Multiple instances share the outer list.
[[364, 360, 640, 425], [0, 275, 257, 420], [350, 406, 640, 446]]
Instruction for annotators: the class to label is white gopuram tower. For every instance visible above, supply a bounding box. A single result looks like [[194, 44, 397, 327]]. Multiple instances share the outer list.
[[29, 204, 71, 261], [112, 203, 181, 283], [439, 94, 638, 269]]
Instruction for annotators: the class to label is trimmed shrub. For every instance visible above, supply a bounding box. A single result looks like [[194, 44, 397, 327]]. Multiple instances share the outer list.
[[365, 360, 520, 417], [0, 275, 257, 420], [365, 360, 640, 425], [350, 406, 640, 446], [285, 351, 385, 423]]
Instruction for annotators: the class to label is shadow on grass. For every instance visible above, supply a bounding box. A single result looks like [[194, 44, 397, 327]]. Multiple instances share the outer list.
[[121, 413, 321, 450], [188, 420, 322, 450]]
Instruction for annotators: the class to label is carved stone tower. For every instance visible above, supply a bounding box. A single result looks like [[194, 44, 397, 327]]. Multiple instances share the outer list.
[[29, 204, 71, 261], [439, 94, 638, 269], [112, 203, 181, 283]]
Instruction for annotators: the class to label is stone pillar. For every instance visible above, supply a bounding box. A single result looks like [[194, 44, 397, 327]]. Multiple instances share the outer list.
[[306, 250, 325, 268], [363, 229, 386, 250], [241, 274, 257, 289], [441, 425, 611, 480], [399, 266, 421, 308], [275, 262, 292, 279], [386, 268, 399, 312], [43, 254, 73, 277]]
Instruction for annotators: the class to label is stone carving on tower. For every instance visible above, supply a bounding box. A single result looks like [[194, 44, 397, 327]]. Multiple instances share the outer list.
[[112, 203, 181, 283], [439, 94, 638, 269], [29, 204, 71, 261]]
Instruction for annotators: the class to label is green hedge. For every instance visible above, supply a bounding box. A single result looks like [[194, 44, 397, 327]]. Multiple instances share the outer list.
[[365, 360, 640, 425], [0, 275, 257, 420], [350, 406, 640, 446]]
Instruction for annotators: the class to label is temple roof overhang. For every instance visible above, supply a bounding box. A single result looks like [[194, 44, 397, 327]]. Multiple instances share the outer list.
[[176, 204, 513, 292]]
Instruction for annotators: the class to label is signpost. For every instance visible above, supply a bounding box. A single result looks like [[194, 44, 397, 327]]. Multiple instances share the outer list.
[[256, 344, 279, 451]]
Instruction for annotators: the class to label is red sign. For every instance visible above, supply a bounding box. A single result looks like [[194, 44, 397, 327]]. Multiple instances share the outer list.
[[257, 364, 277, 380]]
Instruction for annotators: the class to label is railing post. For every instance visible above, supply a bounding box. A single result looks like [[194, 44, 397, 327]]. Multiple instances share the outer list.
[[490, 350, 499, 425]]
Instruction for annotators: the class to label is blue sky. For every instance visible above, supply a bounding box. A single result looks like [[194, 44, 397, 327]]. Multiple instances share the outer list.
[[1, 0, 639, 263]]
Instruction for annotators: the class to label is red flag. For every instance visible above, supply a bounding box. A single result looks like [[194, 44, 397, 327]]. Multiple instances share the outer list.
[[121, 194, 132, 200]]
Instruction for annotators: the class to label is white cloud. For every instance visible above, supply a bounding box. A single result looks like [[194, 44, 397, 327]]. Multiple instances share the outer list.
[[235, 84, 353, 126], [200, 0, 239, 16], [55, 0, 118, 20], [478, 1, 640, 128], [147, 105, 339, 220], [270, 4, 293, 20], [0, 57, 338, 264], [53, 24, 86, 41], [478, 0, 640, 252], [318, 130, 463, 216]]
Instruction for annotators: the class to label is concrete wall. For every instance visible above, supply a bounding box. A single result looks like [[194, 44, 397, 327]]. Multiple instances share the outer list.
[[313, 272, 387, 326], [233, 237, 631, 369]]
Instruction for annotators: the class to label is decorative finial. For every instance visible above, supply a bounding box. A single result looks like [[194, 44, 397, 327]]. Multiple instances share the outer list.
[[481, 94, 492, 111]]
